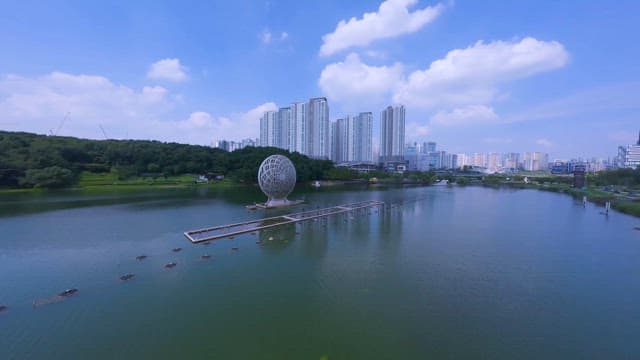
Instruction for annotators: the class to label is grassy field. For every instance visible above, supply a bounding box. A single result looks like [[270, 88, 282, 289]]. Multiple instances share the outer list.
[[76, 172, 241, 191], [0, 172, 240, 195]]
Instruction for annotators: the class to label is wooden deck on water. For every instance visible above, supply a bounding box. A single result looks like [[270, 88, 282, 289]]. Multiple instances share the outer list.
[[184, 200, 384, 243]]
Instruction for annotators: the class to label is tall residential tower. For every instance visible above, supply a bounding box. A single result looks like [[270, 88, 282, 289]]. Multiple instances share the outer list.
[[379, 105, 405, 162]]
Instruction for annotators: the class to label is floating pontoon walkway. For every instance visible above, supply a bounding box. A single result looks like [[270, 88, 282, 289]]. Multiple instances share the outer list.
[[184, 200, 384, 243]]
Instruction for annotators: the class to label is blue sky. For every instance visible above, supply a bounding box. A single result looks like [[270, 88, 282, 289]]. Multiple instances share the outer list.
[[0, 0, 638, 159]]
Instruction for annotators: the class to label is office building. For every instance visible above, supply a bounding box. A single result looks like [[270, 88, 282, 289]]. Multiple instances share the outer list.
[[618, 130, 640, 169]]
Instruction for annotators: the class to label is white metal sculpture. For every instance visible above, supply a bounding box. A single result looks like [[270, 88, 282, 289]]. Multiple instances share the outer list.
[[258, 155, 297, 207]]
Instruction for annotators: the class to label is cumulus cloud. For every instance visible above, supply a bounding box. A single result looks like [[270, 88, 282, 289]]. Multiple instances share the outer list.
[[405, 122, 430, 140], [147, 58, 189, 82], [394, 37, 569, 109], [0, 72, 171, 134], [0, 71, 275, 145], [430, 105, 499, 126], [320, 0, 445, 56], [318, 53, 403, 109]]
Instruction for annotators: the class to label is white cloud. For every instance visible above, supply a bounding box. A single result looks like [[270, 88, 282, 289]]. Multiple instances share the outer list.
[[405, 122, 430, 140], [536, 138, 553, 147], [0, 72, 171, 131], [0, 71, 274, 146], [320, 0, 445, 56], [394, 37, 569, 109], [147, 58, 188, 82], [318, 53, 403, 109], [261, 30, 273, 44], [260, 29, 289, 45], [430, 105, 499, 126]]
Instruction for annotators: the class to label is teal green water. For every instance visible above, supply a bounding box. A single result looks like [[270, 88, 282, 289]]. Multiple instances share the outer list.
[[1, 186, 639, 359]]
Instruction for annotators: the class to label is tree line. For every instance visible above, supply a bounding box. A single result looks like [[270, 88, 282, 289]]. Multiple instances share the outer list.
[[0, 131, 333, 188]]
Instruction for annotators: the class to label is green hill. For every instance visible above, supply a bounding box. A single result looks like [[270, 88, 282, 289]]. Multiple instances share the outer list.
[[0, 131, 333, 189]]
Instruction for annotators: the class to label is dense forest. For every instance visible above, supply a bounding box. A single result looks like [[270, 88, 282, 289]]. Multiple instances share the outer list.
[[0, 131, 333, 188]]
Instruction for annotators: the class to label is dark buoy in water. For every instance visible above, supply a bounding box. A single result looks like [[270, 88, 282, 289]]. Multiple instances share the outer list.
[[231, 247, 239, 251], [0, 305, 7, 313], [172, 247, 182, 252], [634, 227, 640, 231], [120, 274, 135, 281], [136, 255, 147, 261], [201, 254, 211, 260], [165, 262, 177, 269], [58, 288, 78, 297]]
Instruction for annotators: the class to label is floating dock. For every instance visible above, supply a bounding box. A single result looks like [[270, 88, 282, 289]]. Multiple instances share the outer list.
[[184, 200, 384, 243]]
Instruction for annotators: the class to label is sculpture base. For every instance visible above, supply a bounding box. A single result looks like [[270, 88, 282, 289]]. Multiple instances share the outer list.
[[246, 199, 304, 210]]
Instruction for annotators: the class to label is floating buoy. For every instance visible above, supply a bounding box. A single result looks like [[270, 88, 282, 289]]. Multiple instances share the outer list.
[[172, 248, 182, 252], [633, 227, 640, 231], [0, 305, 7, 313], [120, 274, 135, 281], [231, 247, 239, 251], [165, 262, 177, 269], [201, 254, 211, 260], [58, 288, 78, 297], [135, 255, 147, 261], [268, 236, 274, 241]]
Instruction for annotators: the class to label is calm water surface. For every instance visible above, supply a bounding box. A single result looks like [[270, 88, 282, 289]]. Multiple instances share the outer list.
[[1, 186, 639, 359]]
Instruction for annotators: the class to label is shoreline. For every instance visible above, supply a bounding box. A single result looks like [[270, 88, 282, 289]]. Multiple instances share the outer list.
[[475, 182, 640, 218]]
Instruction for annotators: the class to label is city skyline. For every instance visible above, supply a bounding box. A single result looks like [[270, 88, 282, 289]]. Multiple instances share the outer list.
[[1, 1, 638, 159]]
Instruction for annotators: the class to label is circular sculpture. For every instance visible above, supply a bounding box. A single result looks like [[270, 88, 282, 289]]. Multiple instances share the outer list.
[[258, 155, 297, 207]]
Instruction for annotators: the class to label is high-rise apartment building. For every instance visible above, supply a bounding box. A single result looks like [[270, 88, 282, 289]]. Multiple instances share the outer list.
[[379, 105, 405, 162], [523, 152, 549, 171], [289, 102, 306, 154], [259, 97, 330, 159], [278, 107, 291, 151], [259, 110, 277, 147], [330, 112, 373, 164], [351, 112, 373, 162], [503, 153, 521, 171], [308, 97, 330, 159], [331, 117, 349, 163]]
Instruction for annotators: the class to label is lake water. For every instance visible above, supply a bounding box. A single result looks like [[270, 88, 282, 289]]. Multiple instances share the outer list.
[[1, 185, 639, 359]]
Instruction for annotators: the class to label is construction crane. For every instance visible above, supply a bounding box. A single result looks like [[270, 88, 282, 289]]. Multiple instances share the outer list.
[[99, 124, 109, 140], [50, 112, 70, 136]]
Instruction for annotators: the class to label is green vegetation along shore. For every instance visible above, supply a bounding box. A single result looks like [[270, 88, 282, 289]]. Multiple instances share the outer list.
[[0, 130, 332, 190], [472, 171, 640, 217]]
